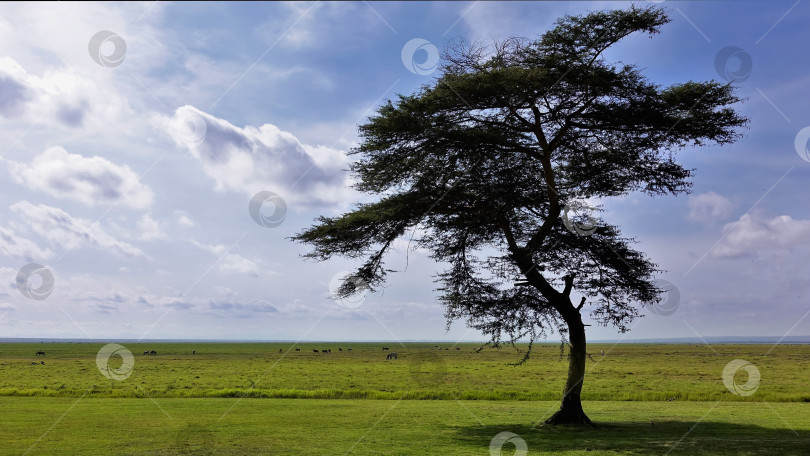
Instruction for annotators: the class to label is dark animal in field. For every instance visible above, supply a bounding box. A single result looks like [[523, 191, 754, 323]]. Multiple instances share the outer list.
[[434, 345, 439, 349], [382, 347, 389, 351], [30, 362, 37, 365], [192, 350, 196, 355], [41, 361, 44, 365], [347, 348, 352, 351], [35, 351, 45, 356], [386, 352, 398, 360], [324, 349, 331, 353], [338, 348, 342, 351], [313, 350, 319, 353], [455, 347, 460, 350], [295, 348, 300, 352], [144, 351, 149, 355], [444, 348, 449, 350], [279, 349, 282, 353], [149, 350, 157, 356]]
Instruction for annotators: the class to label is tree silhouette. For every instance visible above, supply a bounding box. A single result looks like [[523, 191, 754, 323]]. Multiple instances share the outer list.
[[293, 6, 747, 425]]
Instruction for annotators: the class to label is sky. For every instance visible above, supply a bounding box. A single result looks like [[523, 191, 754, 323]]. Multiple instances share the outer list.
[[0, 1, 809, 343]]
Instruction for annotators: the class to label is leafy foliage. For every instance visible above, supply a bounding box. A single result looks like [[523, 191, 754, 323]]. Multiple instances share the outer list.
[[294, 6, 747, 355]]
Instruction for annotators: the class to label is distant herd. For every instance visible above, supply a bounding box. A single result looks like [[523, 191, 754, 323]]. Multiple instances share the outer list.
[[30, 345, 472, 362]]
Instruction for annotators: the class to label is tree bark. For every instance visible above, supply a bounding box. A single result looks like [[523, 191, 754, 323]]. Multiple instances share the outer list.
[[545, 306, 594, 426]]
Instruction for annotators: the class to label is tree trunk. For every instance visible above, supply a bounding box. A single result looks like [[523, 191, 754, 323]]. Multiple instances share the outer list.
[[545, 309, 594, 426]]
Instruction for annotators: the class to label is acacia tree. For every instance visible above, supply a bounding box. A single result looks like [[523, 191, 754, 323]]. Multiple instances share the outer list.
[[293, 6, 747, 425]]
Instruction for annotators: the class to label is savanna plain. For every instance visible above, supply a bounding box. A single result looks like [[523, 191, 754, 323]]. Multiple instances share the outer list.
[[1, 342, 808, 455]]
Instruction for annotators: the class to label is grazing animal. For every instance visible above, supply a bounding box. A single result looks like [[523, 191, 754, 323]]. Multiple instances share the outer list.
[[279, 349, 282, 353], [35, 351, 45, 356], [313, 350, 319, 353], [31, 362, 37, 365], [382, 347, 389, 351], [41, 361, 44, 365], [338, 348, 342, 351], [149, 350, 157, 356], [326, 349, 331, 353], [455, 347, 460, 350], [144, 351, 149, 355], [295, 348, 300, 352], [434, 345, 439, 349], [600, 350, 605, 356], [192, 350, 196, 355], [386, 352, 398, 360]]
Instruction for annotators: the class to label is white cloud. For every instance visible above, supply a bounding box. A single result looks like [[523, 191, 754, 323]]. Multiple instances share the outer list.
[[10, 201, 145, 258], [0, 57, 130, 129], [712, 214, 810, 259], [0, 226, 53, 261], [177, 214, 195, 228], [191, 240, 260, 277], [687, 191, 734, 225], [156, 105, 352, 207], [8, 146, 154, 209], [137, 215, 165, 241]]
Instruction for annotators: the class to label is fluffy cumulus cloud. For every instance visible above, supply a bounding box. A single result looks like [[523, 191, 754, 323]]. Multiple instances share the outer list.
[[191, 240, 261, 277], [0, 226, 53, 260], [0, 57, 128, 128], [10, 201, 145, 258], [687, 191, 734, 225], [8, 146, 154, 209], [137, 215, 166, 241], [712, 214, 810, 259], [157, 105, 351, 207]]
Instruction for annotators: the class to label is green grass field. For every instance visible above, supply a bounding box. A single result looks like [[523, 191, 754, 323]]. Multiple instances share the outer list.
[[2, 342, 809, 454]]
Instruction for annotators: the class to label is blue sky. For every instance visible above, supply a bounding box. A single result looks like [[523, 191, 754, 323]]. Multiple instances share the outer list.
[[0, 1, 808, 342]]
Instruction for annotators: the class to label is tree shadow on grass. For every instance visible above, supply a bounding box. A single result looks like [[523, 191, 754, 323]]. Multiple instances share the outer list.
[[450, 421, 810, 455]]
